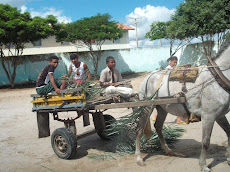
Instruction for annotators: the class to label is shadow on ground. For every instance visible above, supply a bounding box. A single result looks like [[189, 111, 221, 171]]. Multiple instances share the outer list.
[[73, 135, 227, 170]]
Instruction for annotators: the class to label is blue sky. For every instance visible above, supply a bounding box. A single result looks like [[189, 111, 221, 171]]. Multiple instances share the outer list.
[[0, 0, 185, 47]]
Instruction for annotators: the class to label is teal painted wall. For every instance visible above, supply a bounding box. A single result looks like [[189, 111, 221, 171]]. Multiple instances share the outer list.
[[0, 42, 218, 86]]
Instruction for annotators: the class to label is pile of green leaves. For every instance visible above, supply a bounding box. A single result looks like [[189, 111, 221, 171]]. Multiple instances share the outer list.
[[60, 72, 105, 101], [104, 106, 185, 154], [88, 105, 184, 160]]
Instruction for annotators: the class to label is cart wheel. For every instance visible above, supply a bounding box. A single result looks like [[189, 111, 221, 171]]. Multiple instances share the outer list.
[[98, 114, 116, 140], [51, 128, 77, 159]]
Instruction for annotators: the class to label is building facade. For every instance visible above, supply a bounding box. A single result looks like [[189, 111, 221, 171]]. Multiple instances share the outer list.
[[3, 23, 135, 56]]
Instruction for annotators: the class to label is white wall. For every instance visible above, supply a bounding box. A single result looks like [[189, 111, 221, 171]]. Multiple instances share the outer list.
[[0, 42, 218, 87]]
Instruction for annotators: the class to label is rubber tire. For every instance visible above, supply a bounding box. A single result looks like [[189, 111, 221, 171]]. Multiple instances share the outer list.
[[51, 128, 77, 159], [97, 114, 116, 140]]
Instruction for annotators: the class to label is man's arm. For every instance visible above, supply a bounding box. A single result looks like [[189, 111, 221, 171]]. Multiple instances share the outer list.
[[99, 70, 116, 86], [100, 82, 116, 86], [68, 65, 72, 77], [83, 63, 91, 81], [49, 73, 60, 94]]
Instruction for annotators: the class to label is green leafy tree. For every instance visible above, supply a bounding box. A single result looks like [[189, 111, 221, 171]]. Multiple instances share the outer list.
[[145, 21, 168, 47], [0, 4, 59, 88], [56, 13, 123, 77], [171, 0, 230, 57], [146, 21, 191, 56]]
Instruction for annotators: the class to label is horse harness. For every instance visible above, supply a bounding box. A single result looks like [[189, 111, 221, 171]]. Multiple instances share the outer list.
[[151, 69, 191, 116], [206, 55, 230, 94]]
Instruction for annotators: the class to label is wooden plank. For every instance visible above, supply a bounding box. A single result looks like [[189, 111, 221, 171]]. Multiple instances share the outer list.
[[32, 103, 86, 112], [33, 97, 186, 113], [37, 112, 50, 138], [31, 88, 82, 97], [87, 97, 113, 106], [92, 97, 186, 110], [32, 95, 85, 103]]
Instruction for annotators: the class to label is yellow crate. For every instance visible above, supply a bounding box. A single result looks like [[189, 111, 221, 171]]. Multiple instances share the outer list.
[[31, 89, 86, 111]]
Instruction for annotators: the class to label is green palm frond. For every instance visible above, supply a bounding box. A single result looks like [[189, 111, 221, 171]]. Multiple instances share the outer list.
[[103, 91, 185, 154], [59, 71, 105, 101]]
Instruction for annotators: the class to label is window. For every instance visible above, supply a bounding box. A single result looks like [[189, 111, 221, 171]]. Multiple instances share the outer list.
[[33, 40, 42, 47]]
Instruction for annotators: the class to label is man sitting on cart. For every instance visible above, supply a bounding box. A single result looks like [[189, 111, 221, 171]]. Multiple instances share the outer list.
[[68, 53, 91, 84], [100, 56, 134, 98], [36, 55, 66, 95], [99, 56, 122, 87]]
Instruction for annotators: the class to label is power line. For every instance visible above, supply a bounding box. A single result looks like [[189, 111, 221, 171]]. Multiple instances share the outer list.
[[129, 17, 141, 48]]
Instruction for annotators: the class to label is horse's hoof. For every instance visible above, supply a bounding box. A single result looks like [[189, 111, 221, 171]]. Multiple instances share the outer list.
[[137, 159, 145, 166], [173, 152, 185, 157], [227, 160, 230, 166], [166, 150, 174, 156], [201, 166, 211, 172], [227, 158, 230, 166]]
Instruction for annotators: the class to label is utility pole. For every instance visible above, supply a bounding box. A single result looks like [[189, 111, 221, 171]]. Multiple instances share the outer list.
[[129, 17, 141, 48]]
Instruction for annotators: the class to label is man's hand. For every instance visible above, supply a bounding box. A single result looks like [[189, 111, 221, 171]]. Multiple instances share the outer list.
[[100, 82, 118, 87], [55, 88, 61, 94], [109, 83, 116, 86]]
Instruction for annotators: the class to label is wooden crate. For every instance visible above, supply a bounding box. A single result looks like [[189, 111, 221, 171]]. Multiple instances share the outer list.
[[31, 88, 86, 111]]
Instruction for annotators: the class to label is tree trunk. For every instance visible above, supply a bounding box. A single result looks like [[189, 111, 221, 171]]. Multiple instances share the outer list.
[[170, 40, 173, 56], [0, 49, 18, 88], [94, 65, 98, 78], [201, 35, 209, 58], [10, 80, 15, 88]]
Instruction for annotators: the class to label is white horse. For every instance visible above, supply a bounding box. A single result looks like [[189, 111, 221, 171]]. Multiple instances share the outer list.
[[136, 41, 230, 172]]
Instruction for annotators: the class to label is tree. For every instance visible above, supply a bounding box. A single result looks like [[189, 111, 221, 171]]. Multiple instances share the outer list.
[[145, 21, 168, 47], [171, 0, 230, 57], [146, 21, 191, 56], [56, 13, 123, 78], [0, 4, 59, 88]]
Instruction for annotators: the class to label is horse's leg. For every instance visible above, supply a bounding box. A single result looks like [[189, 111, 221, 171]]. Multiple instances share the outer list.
[[199, 116, 215, 172], [144, 119, 152, 140], [135, 106, 153, 166], [135, 128, 144, 166], [155, 106, 172, 155], [216, 115, 230, 165]]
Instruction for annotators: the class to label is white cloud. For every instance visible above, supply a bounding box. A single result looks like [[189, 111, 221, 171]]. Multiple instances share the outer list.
[[20, 5, 27, 13], [0, 0, 72, 24], [126, 5, 175, 47], [30, 7, 72, 24], [0, 0, 26, 8]]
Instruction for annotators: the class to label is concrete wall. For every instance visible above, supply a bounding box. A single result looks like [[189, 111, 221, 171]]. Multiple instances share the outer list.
[[0, 42, 218, 86]]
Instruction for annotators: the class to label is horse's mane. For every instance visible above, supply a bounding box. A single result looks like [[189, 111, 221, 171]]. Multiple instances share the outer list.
[[213, 40, 230, 60]]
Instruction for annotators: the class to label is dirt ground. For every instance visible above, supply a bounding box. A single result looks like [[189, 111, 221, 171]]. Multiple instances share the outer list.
[[0, 72, 230, 172]]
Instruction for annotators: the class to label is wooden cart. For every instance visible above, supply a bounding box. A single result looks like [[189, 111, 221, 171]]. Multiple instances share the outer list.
[[31, 88, 185, 159]]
